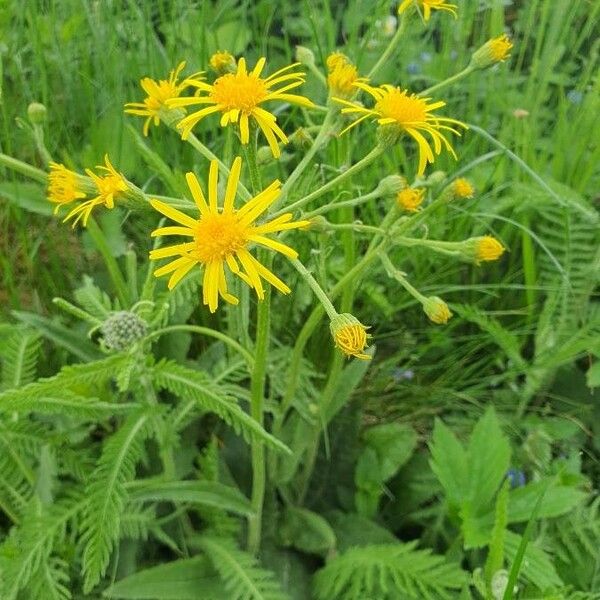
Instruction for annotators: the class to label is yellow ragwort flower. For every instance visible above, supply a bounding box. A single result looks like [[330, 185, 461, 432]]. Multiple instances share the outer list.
[[209, 51, 236, 74], [452, 178, 475, 199], [397, 187, 425, 212], [330, 313, 371, 360], [125, 62, 199, 136], [471, 35, 514, 69], [326, 52, 365, 98], [47, 162, 86, 214], [149, 157, 310, 313], [475, 236, 505, 263], [63, 155, 128, 228], [167, 57, 315, 158], [422, 296, 452, 324], [334, 83, 466, 175], [398, 0, 457, 21]]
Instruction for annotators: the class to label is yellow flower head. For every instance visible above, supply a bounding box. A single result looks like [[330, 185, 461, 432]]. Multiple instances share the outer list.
[[474, 235, 505, 263], [397, 187, 425, 212], [330, 313, 371, 360], [452, 178, 475, 199], [398, 0, 458, 21], [326, 52, 365, 99], [471, 35, 514, 69], [63, 155, 128, 228], [47, 162, 86, 214], [167, 57, 315, 158], [422, 296, 452, 324], [334, 83, 466, 175], [149, 157, 310, 313], [210, 51, 236, 74], [124, 62, 198, 136]]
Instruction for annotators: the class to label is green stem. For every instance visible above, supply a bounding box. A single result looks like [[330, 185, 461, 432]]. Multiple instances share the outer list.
[[274, 146, 384, 218], [246, 136, 268, 554], [379, 251, 427, 303], [289, 258, 338, 319], [275, 107, 338, 209], [247, 263, 271, 554], [86, 217, 129, 307], [325, 222, 386, 235], [368, 15, 408, 80], [304, 190, 378, 219], [419, 65, 475, 96], [0, 153, 48, 183], [145, 325, 254, 370]]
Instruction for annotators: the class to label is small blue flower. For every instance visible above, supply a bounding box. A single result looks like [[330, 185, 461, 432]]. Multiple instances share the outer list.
[[567, 90, 583, 105], [392, 368, 414, 382], [407, 62, 421, 75], [506, 468, 526, 488]]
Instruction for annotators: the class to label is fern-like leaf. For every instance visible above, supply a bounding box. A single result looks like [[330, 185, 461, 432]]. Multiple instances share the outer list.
[[151, 360, 290, 454], [195, 535, 289, 600], [313, 542, 466, 600], [80, 410, 152, 592], [0, 491, 87, 600], [0, 328, 41, 390], [73, 275, 115, 319]]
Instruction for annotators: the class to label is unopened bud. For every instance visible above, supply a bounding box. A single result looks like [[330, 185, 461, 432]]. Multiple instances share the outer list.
[[100, 311, 148, 351], [377, 175, 407, 196], [470, 34, 513, 70], [27, 102, 47, 125], [295, 46, 316, 67], [289, 128, 313, 149], [463, 236, 505, 264], [426, 170, 446, 185], [422, 296, 452, 324], [209, 51, 236, 74]]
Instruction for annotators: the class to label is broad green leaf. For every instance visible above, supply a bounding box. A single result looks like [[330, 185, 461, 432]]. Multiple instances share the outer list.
[[326, 511, 397, 552], [0, 182, 52, 215], [429, 418, 468, 508], [586, 360, 600, 388], [104, 556, 226, 599], [280, 507, 336, 556], [129, 480, 253, 517], [507, 481, 587, 522], [467, 407, 511, 513]]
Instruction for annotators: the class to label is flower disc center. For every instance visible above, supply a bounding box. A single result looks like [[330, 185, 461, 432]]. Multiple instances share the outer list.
[[210, 72, 268, 113]]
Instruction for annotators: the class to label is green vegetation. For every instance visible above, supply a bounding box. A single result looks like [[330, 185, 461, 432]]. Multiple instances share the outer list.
[[0, 1, 598, 598]]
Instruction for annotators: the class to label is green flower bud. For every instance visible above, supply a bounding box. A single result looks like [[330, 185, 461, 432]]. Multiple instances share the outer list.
[[295, 45, 316, 67], [377, 174, 408, 196], [422, 296, 452, 324], [101, 311, 148, 351], [27, 102, 47, 125]]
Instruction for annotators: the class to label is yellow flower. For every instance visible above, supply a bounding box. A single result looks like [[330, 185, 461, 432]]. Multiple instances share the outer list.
[[397, 187, 425, 212], [63, 155, 128, 228], [124, 62, 198, 136], [452, 178, 475, 199], [168, 57, 315, 158], [210, 51, 236, 74], [149, 157, 310, 313], [471, 35, 514, 69], [474, 236, 505, 263], [422, 296, 452, 324], [47, 162, 86, 214], [326, 52, 365, 98], [330, 313, 371, 360], [334, 83, 466, 175], [398, 0, 458, 21]]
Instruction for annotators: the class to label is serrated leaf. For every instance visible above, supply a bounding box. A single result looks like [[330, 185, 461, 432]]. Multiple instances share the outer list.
[[280, 507, 336, 556]]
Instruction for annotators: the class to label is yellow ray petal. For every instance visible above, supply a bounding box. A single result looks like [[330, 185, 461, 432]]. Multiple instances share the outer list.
[[150, 199, 199, 228], [185, 172, 209, 214]]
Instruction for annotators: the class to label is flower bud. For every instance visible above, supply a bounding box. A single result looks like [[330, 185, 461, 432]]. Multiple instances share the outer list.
[[256, 145, 274, 165], [330, 313, 371, 360], [27, 102, 47, 125], [422, 296, 452, 324], [308, 216, 330, 232], [426, 170, 446, 185], [295, 45, 316, 67], [377, 174, 408, 197], [289, 128, 313, 150], [470, 34, 513, 70], [209, 51, 236, 74], [396, 187, 425, 212], [100, 311, 148, 351], [464, 235, 505, 264]]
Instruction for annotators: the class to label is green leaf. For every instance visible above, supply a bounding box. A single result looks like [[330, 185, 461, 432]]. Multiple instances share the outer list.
[[280, 507, 336, 556], [355, 423, 417, 517], [326, 511, 397, 552], [128, 480, 253, 517], [429, 418, 468, 508], [104, 556, 227, 599], [507, 481, 587, 523], [485, 479, 509, 593], [467, 407, 511, 514], [586, 360, 600, 388], [504, 530, 563, 592], [0, 182, 52, 216], [313, 542, 466, 600], [193, 535, 289, 600]]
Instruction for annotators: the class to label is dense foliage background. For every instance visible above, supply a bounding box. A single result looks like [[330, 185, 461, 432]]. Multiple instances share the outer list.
[[0, 0, 598, 598]]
